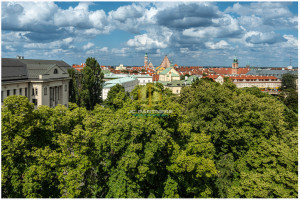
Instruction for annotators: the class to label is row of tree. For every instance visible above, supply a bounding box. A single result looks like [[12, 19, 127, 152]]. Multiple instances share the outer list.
[[2, 75, 297, 197]]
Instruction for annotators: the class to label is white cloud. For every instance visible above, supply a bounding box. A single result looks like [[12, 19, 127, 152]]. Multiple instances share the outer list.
[[205, 40, 232, 50], [83, 42, 95, 50], [127, 34, 168, 50]]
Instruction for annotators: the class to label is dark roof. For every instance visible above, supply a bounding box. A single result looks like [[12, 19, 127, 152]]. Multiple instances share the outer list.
[[246, 70, 298, 79], [2, 58, 72, 81], [2, 58, 28, 81], [18, 59, 71, 77]]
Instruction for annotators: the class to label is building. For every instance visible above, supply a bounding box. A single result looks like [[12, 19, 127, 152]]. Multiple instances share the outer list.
[[229, 75, 281, 89], [232, 56, 239, 74], [210, 56, 250, 76], [2, 57, 71, 108], [155, 66, 165, 74], [131, 74, 153, 85], [159, 65, 180, 82], [246, 69, 298, 79], [102, 77, 138, 100], [144, 53, 148, 68], [203, 75, 225, 84], [72, 63, 85, 72], [158, 76, 197, 94], [116, 64, 126, 71], [160, 55, 171, 68]]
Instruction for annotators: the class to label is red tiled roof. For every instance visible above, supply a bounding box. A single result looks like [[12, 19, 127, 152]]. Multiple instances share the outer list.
[[211, 67, 250, 75], [237, 68, 251, 74], [152, 74, 159, 81], [204, 75, 224, 79]]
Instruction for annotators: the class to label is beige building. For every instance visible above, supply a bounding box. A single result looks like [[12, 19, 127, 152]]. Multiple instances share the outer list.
[[116, 64, 126, 71], [2, 58, 71, 108], [229, 75, 281, 89], [159, 67, 180, 82]]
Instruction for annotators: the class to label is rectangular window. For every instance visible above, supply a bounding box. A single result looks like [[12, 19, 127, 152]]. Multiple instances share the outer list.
[[35, 88, 38, 95], [19, 88, 22, 95], [25, 88, 27, 97], [32, 88, 35, 95], [7, 90, 10, 97], [13, 89, 16, 95], [44, 87, 47, 95], [32, 99, 37, 106]]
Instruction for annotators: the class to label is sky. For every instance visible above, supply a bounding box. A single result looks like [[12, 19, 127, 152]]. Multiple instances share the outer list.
[[1, 1, 298, 67]]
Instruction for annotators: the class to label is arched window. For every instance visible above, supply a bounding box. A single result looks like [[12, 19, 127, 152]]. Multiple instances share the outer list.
[[54, 69, 58, 74]]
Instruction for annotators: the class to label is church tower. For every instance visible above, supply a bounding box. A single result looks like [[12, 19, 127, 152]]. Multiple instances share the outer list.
[[144, 53, 148, 68], [232, 56, 239, 74]]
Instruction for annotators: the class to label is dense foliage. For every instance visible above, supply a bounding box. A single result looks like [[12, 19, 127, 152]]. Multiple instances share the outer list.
[[279, 73, 298, 113], [68, 57, 104, 110], [2, 79, 298, 198]]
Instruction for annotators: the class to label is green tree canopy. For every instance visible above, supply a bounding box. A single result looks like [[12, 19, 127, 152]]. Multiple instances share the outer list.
[[68, 57, 104, 110]]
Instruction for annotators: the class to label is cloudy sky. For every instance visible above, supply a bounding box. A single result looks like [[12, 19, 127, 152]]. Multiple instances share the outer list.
[[1, 1, 298, 67]]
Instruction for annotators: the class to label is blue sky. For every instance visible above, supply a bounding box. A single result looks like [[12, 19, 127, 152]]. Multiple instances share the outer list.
[[1, 1, 298, 67]]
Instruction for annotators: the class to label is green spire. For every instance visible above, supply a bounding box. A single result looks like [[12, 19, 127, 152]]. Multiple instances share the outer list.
[[233, 56, 238, 63]]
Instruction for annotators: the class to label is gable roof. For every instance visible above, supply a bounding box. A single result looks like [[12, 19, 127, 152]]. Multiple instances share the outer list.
[[160, 67, 172, 75], [2, 58, 72, 81], [160, 55, 171, 68]]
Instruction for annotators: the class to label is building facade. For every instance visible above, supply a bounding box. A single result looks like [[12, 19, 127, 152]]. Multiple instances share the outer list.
[[102, 77, 139, 100], [229, 75, 281, 89], [131, 74, 153, 85], [159, 67, 180, 82], [2, 58, 71, 108]]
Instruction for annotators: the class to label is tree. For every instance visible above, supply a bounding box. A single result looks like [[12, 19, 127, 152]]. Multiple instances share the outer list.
[[281, 73, 297, 90], [178, 78, 298, 198], [104, 84, 130, 110], [68, 58, 104, 110]]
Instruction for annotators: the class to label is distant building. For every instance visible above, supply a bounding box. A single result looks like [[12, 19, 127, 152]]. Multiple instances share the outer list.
[[144, 53, 148, 68], [159, 66, 180, 82], [2, 57, 71, 108], [232, 56, 239, 74], [210, 56, 250, 76], [160, 55, 171, 69], [203, 75, 224, 84], [155, 66, 166, 74], [246, 69, 298, 79], [72, 63, 85, 72], [229, 75, 281, 89], [131, 74, 152, 85], [102, 77, 138, 100], [116, 64, 126, 71], [158, 76, 197, 94]]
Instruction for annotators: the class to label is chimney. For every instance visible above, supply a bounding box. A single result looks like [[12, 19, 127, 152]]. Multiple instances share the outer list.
[[17, 56, 24, 59]]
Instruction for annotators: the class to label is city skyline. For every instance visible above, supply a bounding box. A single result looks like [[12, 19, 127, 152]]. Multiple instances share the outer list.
[[1, 1, 298, 67]]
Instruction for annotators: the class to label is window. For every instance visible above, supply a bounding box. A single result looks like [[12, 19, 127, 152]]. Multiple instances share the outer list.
[[54, 69, 58, 74], [19, 88, 22, 95], [13, 89, 16, 95], [35, 88, 38, 95], [32, 88, 35, 95], [25, 88, 27, 97], [7, 90, 10, 97], [44, 87, 47, 95], [32, 99, 37, 106]]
